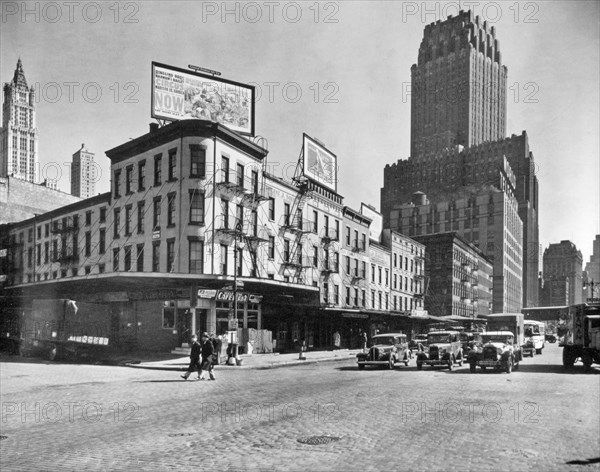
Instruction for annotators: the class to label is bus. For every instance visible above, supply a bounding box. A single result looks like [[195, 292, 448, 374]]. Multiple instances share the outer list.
[[523, 320, 545, 356]]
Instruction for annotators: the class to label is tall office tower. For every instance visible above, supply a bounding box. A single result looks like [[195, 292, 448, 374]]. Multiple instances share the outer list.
[[71, 144, 96, 198], [542, 241, 583, 306], [382, 11, 540, 310], [0, 59, 39, 182], [584, 235, 600, 299], [410, 10, 506, 158]]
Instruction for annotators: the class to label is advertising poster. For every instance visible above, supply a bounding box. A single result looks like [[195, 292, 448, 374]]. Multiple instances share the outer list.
[[151, 62, 254, 136], [302, 133, 337, 192]]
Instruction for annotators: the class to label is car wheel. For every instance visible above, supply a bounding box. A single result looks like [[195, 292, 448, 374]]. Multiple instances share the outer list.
[[404, 355, 410, 367], [417, 361, 423, 370], [358, 364, 364, 370], [469, 360, 477, 373], [530, 349, 535, 358], [505, 356, 513, 374], [535, 348, 542, 355], [388, 356, 395, 370]]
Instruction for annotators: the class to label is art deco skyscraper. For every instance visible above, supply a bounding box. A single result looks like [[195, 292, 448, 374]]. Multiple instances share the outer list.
[[71, 144, 96, 198], [0, 59, 39, 182], [410, 10, 507, 158]]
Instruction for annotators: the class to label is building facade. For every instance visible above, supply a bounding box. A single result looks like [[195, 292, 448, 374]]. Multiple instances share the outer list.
[[0, 59, 39, 183], [412, 232, 493, 318], [71, 144, 96, 198], [542, 240, 583, 306]]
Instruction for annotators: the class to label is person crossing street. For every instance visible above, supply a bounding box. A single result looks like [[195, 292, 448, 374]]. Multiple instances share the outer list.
[[180, 334, 202, 381], [198, 332, 215, 381]]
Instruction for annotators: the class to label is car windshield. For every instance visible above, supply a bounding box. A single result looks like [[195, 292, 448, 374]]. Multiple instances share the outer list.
[[428, 334, 450, 344], [482, 334, 513, 344], [373, 336, 397, 345]]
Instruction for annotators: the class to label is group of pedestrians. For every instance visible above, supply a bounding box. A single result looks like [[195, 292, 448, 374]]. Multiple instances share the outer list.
[[181, 332, 218, 381]]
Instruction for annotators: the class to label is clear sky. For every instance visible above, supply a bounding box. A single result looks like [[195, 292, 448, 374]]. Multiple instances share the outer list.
[[2, 0, 599, 263]]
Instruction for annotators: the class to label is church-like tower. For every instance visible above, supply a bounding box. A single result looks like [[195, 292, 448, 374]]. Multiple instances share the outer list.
[[1, 59, 39, 182], [410, 10, 507, 158]]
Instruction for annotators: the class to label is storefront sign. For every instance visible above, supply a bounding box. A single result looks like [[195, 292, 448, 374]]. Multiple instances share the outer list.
[[216, 290, 250, 303], [152, 230, 161, 240], [198, 289, 217, 299], [248, 294, 263, 304], [129, 288, 190, 301]]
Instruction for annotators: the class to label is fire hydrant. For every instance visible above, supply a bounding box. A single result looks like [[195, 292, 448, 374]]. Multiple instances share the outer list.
[[298, 341, 307, 360]]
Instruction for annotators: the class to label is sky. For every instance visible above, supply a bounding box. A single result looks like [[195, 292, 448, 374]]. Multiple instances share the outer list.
[[2, 0, 599, 264]]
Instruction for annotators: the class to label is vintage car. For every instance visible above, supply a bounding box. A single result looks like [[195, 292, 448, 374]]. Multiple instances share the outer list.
[[545, 333, 557, 343], [459, 331, 482, 356], [468, 331, 520, 373], [416, 331, 464, 370], [356, 333, 412, 370]]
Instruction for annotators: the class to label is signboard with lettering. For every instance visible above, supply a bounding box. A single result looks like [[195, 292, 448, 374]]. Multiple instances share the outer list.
[[198, 289, 217, 299]]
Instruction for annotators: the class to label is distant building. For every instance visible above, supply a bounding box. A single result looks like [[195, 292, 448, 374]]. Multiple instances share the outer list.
[[412, 232, 493, 319], [71, 144, 96, 198], [542, 241, 583, 306], [584, 235, 600, 299], [0, 59, 39, 183]]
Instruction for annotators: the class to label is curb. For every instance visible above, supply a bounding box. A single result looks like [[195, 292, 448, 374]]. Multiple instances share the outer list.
[[123, 354, 358, 371]]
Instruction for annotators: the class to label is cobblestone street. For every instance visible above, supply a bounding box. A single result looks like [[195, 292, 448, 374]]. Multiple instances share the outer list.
[[1, 343, 599, 471]]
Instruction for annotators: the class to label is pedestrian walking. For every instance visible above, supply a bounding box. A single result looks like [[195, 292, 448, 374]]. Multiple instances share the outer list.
[[181, 334, 201, 381], [208, 333, 220, 379], [198, 332, 215, 380], [333, 330, 341, 350], [361, 330, 368, 352]]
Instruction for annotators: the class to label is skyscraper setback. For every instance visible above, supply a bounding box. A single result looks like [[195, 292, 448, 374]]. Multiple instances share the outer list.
[[382, 10, 540, 311], [410, 11, 507, 158]]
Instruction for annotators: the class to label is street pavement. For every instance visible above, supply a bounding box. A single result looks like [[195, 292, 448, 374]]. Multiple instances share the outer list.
[[1, 342, 599, 472]]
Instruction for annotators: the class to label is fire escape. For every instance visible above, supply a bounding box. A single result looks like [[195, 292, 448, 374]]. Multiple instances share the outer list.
[[280, 177, 313, 284]]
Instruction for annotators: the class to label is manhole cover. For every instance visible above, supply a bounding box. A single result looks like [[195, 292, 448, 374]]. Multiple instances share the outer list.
[[168, 433, 196, 437], [0, 436, 7, 441], [297, 435, 340, 445]]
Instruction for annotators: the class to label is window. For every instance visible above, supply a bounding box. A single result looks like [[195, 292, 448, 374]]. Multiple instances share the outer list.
[[167, 239, 175, 272], [99, 207, 106, 223], [323, 282, 329, 303], [136, 244, 144, 272], [85, 211, 92, 226], [114, 208, 120, 238], [346, 226, 351, 245], [237, 163, 244, 188], [126, 165, 133, 194], [137, 201, 145, 234], [283, 239, 290, 262], [84, 266, 91, 275], [189, 240, 204, 273], [220, 244, 228, 275], [334, 220, 340, 240], [167, 192, 176, 227], [312, 210, 318, 233], [324, 215, 329, 237], [251, 211, 258, 236], [99, 229, 106, 254], [85, 232, 91, 257], [284, 203, 290, 226], [190, 145, 206, 178], [268, 198, 275, 220], [334, 285, 339, 304], [152, 242, 160, 272], [345, 256, 351, 274], [385, 269, 389, 286], [334, 252, 339, 272], [221, 199, 229, 229], [113, 248, 119, 272], [45, 223, 49, 237], [153, 197, 161, 229], [236, 247, 243, 276], [138, 160, 146, 190], [268, 236, 275, 259], [313, 246, 318, 267], [125, 205, 132, 235], [124, 245, 132, 271], [361, 233, 367, 250], [346, 287, 351, 305], [378, 267, 382, 284], [371, 264, 375, 282], [354, 288, 359, 306], [98, 264, 105, 274], [36, 244, 41, 265], [168, 148, 177, 180], [154, 154, 162, 185], [114, 169, 121, 198], [163, 302, 175, 329], [221, 155, 230, 183], [28, 228, 33, 242], [353, 229, 358, 248], [236, 204, 243, 228], [189, 191, 204, 224], [362, 290, 366, 307], [44, 242, 49, 263], [251, 170, 259, 193]]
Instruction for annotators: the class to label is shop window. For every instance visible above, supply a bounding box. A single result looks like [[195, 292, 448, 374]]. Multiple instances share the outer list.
[[162, 301, 176, 329]]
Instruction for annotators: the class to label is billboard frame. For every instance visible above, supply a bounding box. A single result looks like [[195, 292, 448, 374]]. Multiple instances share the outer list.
[[302, 133, 337, 193], [151, 61, 255, 136]]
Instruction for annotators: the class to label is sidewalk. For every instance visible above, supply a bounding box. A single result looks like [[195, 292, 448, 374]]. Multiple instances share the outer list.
[[124, 348, 363, 371]]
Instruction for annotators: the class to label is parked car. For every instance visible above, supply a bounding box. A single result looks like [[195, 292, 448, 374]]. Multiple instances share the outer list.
[[545, 333, 557, 343], [416, 331, 464, 370], [468, 331, 520, 373], [356, 333, 412, 370]]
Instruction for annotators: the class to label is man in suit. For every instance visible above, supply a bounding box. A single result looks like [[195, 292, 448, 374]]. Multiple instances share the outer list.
[[198, 332, 215, 381], [181, 334, 202, 380]]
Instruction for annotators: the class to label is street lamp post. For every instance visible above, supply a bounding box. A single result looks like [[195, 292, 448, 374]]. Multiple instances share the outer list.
[[230, 221, 244, 364]]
